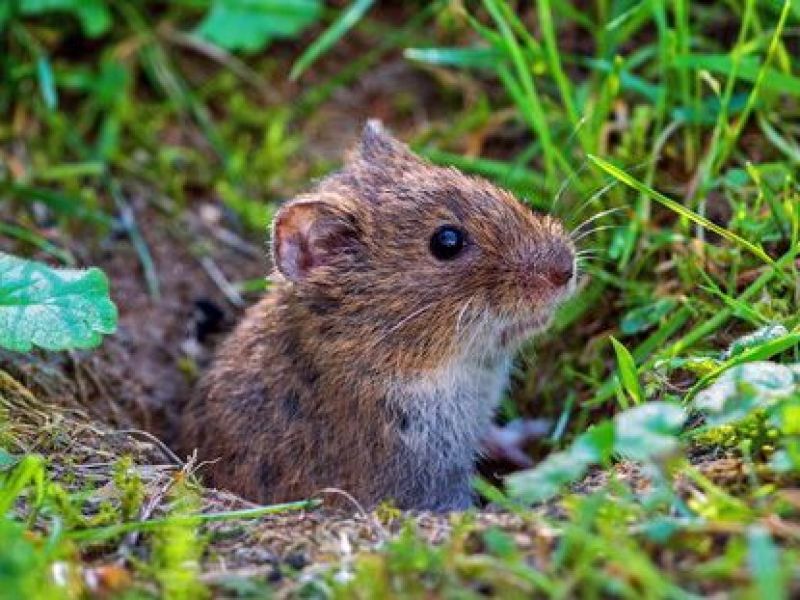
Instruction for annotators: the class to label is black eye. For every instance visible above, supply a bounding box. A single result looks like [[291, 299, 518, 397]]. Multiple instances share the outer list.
[[429, 225, 466, 260]]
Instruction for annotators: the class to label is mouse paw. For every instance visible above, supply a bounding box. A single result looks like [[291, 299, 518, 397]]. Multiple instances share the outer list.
[[481, 418, 551, 469]]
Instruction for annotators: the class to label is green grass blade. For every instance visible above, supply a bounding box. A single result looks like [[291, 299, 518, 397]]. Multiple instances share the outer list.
[[35, 55, 57, 110], [610, 336, 644, 405], [0, 222, 75, 265], [672, 0, 696, 167], [689, 0, 756, 205], [404, 46, 500, 69], [673, 53, 800, 98], [419, 148, 546, 201], [0, 455, 46, 515], [722, 0, 793, 163], [290, 0, 375, 80], [536, 0, 587, 151], [482, 0, 558, 187], [66, 498, 320, 542]]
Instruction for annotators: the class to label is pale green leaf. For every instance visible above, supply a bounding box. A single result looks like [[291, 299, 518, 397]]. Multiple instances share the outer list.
[[197, 0, 323, 53], [614, 402, 686, 461], [0, 253, 117, 352], [747, 526, 787, 600], [693, 361, 799, 425], [18, 0, 112, 37], [505, 450, 589, 504], [506, 422, 614, 504]]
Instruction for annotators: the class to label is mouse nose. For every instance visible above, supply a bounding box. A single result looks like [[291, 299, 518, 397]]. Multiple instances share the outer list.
[[538, 241, 575, 289], [545, 263, 574, 287]]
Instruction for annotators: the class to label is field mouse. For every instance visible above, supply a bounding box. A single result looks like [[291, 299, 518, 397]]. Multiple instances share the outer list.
[[180, 121, 576, 511]]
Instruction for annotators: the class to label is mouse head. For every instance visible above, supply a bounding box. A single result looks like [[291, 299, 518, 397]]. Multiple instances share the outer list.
[[271, 121, 576, 370]]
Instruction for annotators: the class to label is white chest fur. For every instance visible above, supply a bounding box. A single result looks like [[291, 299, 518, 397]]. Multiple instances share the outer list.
[[389, 354, 513, 461]]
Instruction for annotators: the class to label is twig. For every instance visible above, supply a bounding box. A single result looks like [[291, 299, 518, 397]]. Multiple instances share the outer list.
[[315, 487, 389, 541], [199, 255, 245, 308], [112, 429, 185, 467], [107, 178, 161, 299]]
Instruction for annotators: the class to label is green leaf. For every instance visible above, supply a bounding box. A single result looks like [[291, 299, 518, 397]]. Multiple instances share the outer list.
[[18, 0, 112, 37], [620, 298, 678, 335], [482, 528, 517, 559], [613, 402, 686, 461], [0, 518, 64, 598], [507, 403, 685, 505], [673, 53, 800, 97], [197, 0, 323, 53], [610, 336, 645, 404], [722, 325, 791, 360], [0, 253, 117, 352], [773, 398, 800, 436], [505, 449, 589, 504], [291, 0, 375, 80], [747, 526, 787, 600], [693, 361, 798, 425], [688, 331, 800, 403], [671, 92, 749, 125], [506, 422, 614, 504], [571, 421, 615, 464]]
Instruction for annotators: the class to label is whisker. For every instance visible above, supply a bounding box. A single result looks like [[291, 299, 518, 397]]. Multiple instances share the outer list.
[[463, 306, 491, 355], [572, 224, 622, 243], [567, 159, 652, 220], [577, 255, 613, 265], [569, 180, 620, 223], [374, 303, 435, 346], [571, 206, 627, 238], [455, 295, 476, 335], [551, 161, 590, 212]]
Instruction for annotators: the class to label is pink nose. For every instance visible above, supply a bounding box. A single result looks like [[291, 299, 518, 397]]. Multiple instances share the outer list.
[[545, 264, 574, 287], [536, 240, 575, 288]]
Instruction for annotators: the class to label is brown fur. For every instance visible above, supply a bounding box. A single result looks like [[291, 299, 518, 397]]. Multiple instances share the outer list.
[[179, 121, 575, 510]]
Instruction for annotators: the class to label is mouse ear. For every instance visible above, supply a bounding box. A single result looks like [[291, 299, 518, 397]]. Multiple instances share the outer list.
[[355, 119, 417, 166], [271, 199, 359, 283]]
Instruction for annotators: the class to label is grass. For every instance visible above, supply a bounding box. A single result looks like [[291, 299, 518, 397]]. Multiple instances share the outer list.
[[1, 0, 800, 597]]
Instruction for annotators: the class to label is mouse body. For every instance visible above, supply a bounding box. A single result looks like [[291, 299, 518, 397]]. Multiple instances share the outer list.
[[180, 121, 576, 511]]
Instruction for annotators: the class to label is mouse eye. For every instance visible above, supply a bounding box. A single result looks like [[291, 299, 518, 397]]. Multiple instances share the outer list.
[[429, 225, 466, 260]]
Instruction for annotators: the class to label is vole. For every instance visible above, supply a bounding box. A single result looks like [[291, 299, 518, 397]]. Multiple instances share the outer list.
[[180, 121, 576, 511]]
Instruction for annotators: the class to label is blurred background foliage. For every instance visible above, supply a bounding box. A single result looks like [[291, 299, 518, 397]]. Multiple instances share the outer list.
[[1, 1, 800, 596]]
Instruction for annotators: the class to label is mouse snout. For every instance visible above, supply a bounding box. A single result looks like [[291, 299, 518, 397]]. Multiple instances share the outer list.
[[544, 261, 574, 287], [544, 243, 575, 287], [522, 240, 575, 292]]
